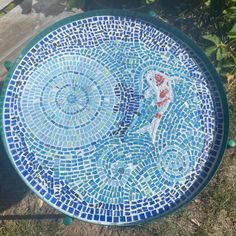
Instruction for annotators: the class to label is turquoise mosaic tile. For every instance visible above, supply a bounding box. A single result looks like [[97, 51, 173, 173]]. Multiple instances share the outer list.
[[1, 12, 227, 225]]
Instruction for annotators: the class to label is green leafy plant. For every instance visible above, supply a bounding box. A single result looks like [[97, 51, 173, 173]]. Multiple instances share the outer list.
[[223, 5, 236, 21], [228, 23, 236, 39], [203, 30, 236, 76], [200, 0, 235, 37], [202, 0, 236, 77]]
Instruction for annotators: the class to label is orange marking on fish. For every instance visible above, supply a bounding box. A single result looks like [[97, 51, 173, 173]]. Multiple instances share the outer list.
[[160, 88, 169, 98], [155, 113, 162, 119], [155, 73, 165, 86], [156, 97, 171, 107]]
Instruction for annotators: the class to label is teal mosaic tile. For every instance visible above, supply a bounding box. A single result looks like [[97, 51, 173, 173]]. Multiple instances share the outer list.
[[1, 12, 228, 225]]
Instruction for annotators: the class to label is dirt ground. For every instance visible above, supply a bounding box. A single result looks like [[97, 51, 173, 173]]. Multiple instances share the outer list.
[[0, 1, 235, 236]]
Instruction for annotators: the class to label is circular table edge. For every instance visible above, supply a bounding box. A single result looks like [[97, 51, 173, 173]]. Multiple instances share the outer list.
[[0, 9, 230, 226]]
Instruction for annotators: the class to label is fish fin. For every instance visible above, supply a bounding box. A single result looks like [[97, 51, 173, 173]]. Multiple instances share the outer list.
[[144, 88, 153, 99]]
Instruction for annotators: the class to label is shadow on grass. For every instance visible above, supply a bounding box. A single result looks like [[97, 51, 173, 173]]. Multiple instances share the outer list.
[[19, 0, 68, 16], [88, 0, 141, 9], [18, 0, 152, 15], [0, 214, 64, 220]]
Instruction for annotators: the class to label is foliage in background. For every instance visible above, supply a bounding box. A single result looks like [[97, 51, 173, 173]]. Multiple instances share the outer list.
[[201, 0, 236, 122], [203, 26, 236, 76], [202, 0, 236, 77]]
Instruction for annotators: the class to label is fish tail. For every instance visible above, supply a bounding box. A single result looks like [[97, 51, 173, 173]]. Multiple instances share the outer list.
[[137, 121, 157, 143], [137, 124, 153, 135]]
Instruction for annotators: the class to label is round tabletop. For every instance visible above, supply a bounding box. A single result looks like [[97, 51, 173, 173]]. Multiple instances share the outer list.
[[0, 10, 229, 225]]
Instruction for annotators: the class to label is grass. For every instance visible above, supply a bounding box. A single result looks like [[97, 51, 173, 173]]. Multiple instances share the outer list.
[[0, 1, 235, 236]]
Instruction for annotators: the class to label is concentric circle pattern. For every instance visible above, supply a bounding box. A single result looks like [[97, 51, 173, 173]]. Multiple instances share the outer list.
[[1, 11, 228, 225]]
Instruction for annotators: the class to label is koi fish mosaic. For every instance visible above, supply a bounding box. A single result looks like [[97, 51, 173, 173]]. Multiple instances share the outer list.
[[0, 11, 228, 225], [137, 70, 179, 143]]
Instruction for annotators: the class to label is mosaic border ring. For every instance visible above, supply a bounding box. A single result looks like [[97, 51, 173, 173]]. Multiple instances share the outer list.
[[0, 10, 229, 226]]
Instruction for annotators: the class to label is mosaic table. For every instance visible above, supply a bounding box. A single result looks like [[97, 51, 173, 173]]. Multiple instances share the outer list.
[[0, 10, 229, 225]]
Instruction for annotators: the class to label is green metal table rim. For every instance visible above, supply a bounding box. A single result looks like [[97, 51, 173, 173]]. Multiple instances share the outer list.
[[0, 9, 230, 226]]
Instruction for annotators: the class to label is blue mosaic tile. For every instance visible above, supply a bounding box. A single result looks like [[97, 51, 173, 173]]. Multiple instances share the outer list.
[[1, 13, 227, 225]]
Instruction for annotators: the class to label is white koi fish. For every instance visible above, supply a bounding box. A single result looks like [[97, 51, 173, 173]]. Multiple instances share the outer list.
[[138, 70, 180, 143]]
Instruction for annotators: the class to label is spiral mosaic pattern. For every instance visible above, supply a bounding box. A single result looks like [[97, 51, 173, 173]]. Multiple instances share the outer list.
[[160, 146, 193, 180], [1, 11, 227, 225], [20, 55, 117, 147]]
